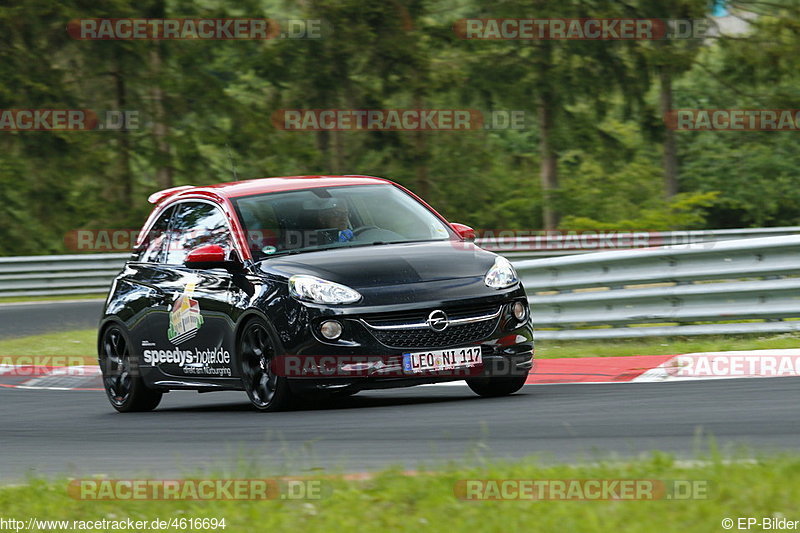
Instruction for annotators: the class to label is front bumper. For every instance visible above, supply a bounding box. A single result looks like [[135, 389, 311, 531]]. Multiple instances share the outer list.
[[271, 285, 535, 393], [283, 348, 534, 394]]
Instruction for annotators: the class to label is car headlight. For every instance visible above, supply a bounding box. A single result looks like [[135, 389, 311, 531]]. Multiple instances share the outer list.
[[484, 256, 518, 289], [289, 275, 362, 304]]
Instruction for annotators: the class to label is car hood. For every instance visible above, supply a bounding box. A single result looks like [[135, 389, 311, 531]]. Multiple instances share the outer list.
[[257, 241, 498, 288]]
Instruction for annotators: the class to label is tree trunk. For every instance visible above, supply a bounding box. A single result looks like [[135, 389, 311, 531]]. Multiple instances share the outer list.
[[316, 129, 331, 170], [413, 92, 431, 198], [660, 67, 679, 198], [150, 47, 172, 190], [113, 55, 132, 213], [332, 129, 344, 173], [538, 96, 559, 230]]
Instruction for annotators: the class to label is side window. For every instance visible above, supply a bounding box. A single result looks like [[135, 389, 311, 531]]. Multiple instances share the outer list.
[[164, 202, 234, 265], [234, 197, 280, 257], [136, 206, 174, 263]]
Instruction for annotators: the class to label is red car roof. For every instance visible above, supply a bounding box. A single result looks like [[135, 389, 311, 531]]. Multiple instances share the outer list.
[[140, 174, 457, 261], [148, 175, 393, 204]]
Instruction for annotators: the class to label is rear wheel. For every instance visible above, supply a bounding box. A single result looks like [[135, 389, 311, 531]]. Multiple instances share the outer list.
[[466, 375, 527, 397], [99, 325, 162, 412], [239, 319, 294, 412]]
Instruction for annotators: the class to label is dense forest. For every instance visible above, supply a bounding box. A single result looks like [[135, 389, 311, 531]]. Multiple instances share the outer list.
[[1, 0, 799, 255]]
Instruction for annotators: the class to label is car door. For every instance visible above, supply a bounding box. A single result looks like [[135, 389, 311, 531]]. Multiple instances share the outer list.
[[122, 204, 178, 361], [143, 200, 241, 380]]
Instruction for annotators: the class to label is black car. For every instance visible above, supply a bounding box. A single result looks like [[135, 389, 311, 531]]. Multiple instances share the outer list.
[[98, 175, 534, 412]]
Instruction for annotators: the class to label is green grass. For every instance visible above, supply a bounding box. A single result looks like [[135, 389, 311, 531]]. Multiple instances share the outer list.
[[0, 454, 798, 532], [537, 333, 800, 359], [2, 329, 800, 365], [0, 329, 96, 365]]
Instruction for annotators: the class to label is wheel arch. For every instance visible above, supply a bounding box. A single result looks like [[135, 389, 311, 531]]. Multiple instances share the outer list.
[[97, 317, 130, 362], [233, 308, 286, 367]]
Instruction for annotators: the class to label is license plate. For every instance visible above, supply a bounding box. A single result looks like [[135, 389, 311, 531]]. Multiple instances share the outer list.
[[402, 347, 482, 374]]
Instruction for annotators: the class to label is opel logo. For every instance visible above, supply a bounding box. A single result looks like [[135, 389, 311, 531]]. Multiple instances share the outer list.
[[427, 310, 449, 332]]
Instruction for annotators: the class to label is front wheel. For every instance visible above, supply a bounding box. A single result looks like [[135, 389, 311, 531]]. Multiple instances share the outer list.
[[99, 325, 162, 412], [239, 319, 295, 412], [466, 375, 528, 397]]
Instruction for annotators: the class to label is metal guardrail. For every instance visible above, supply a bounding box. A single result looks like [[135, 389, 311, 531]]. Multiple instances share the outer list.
[[1, 228, 799, 342], [517, 234, 800, 340], [477, 226, 800, 259], [0, 253, 129, 298]]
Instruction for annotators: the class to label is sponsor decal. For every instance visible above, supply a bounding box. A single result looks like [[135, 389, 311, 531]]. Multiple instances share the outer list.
[[168, 282, 203, 345], [143, 347, 232, 377]]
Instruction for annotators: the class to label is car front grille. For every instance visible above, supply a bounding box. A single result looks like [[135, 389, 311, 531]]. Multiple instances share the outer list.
[[360, 303, 502, 349]]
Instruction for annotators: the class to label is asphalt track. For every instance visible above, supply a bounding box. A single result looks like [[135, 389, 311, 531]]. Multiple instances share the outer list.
[[0, 299, 104, 339], [1, 302, 798, 482], [1, 377, 798, 481]]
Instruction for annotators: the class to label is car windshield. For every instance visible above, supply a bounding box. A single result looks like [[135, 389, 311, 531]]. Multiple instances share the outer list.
[[232, 184, 455, 261]]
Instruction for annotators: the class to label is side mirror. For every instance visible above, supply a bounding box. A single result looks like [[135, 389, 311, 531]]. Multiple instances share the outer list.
[[185, 244, 240, 270], [451, 223, 476, 242]]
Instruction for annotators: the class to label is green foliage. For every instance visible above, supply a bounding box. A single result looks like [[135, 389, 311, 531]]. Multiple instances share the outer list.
[[561, 191, 720, 230], [1, 0, 799, 255], [2, 454, 800, 533]]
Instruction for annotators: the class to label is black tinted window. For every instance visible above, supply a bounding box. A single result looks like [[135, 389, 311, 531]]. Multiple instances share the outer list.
[[136, 206, 174, 263], [164, 202, 234, 265]]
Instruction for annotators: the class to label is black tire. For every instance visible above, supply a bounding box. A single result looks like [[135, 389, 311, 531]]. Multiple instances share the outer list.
[[466, 375, 528, 398], [238, 318, 295, 412], [99, 325, 162, 413]]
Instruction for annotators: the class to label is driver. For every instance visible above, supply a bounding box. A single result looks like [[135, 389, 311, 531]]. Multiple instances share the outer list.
[[318, 201, 353, 242]]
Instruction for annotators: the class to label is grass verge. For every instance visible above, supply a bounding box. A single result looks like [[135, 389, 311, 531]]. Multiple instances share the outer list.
[[538, 333, 800, 359], [0, 453, 797, 532], [0, 329, 96, 364]]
